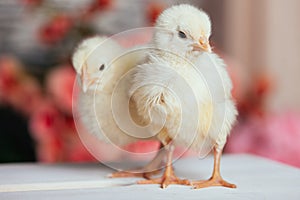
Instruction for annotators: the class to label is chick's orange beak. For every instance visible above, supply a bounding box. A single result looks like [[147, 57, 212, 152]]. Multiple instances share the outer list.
[[199, 37, 211, 52], [192, 36, 211, 53]]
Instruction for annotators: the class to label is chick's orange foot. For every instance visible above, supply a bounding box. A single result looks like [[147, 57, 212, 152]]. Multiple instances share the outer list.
[[137, 164, 190, 188], [138, 173, 190, 188], [192, 147, 237, 189], [192, 176, 236, 189]]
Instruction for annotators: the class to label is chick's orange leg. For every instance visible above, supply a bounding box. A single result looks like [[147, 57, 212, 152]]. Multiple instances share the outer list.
[[138, 145, 190, 188], [109, 147, 166, 180], [192, 147, 236, 189], [109, 168, 161, 179]]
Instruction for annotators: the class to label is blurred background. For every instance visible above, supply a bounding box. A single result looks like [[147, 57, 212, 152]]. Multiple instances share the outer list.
[[0, 0, 300, 167]]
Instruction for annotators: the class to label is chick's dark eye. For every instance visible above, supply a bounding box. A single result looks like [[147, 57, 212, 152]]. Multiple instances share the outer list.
[[99, 64, 105, 71], [178, 31, 187, 39]]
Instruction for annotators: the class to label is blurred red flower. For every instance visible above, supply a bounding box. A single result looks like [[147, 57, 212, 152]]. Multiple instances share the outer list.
[[39, 14, 73, 45], [83, 0, 113, 20], [21, 0, 42, 7], [237, 74, 272, 119], [146, 2, 165, 25], [0, 56, 21, 99], [46, 65, 76, 114], [96, 0, 112, 9], [29, 101, 63, 142]]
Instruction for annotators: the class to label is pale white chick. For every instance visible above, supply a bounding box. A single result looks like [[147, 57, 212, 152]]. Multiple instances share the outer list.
[[72, 36, 123, 93], [72, 36, 166, 179], [130, 4, 237, 189]]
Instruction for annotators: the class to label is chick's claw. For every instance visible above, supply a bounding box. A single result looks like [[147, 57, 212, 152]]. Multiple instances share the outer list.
[[192, 177, 236, 189], [138, 163, 190, 188], [138, 175, 190, 188]]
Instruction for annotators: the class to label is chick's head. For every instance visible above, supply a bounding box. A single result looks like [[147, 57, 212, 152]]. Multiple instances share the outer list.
[[72, 36, 123, 92], [153, 4, 212, 58]]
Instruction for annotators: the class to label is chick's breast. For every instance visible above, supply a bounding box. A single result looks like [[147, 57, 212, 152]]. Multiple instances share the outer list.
[[130, 53, 237, 153]]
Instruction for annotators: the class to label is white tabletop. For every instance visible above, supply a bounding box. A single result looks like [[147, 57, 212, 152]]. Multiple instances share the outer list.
[[0, 154, 299, 200]]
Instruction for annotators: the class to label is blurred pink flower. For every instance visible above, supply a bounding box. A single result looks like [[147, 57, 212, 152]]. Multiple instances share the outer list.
[[46, 65, 76, 114], [125, 140, 160, 154], [0, 56, 44, 116], [62, 131, 96, 162], [116, 30, 152, 48], [10, 78, 43, 116], [173, 147, 198, 158], [227, 113, 300, 167], [29, 101, 63, 142], [59, 116, 95, 162], [36, 139, 63, 163], [123, 140, 160, 161], [74, 123, 124, 162], [123, 141, 197, 161]]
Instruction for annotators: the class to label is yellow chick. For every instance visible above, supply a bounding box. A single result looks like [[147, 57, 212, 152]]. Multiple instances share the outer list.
[[130, 4, 237, 189]]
